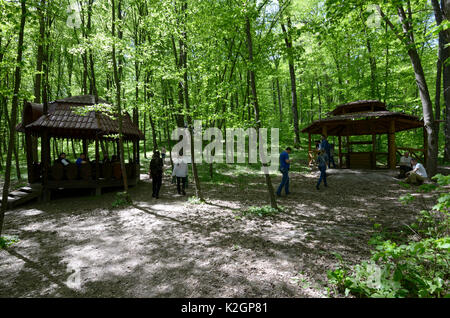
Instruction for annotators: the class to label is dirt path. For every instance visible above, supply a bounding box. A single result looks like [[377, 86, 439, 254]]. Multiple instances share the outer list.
[[0, 167, 440, 297]]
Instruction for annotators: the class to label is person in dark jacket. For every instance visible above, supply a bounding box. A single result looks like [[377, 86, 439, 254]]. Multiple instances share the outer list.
[[316, 150, 328, 190], [319, 134, 334, 168], [276, 147, 293, 197], [149, 151, 164, 199], [56, 152, 70, 166]]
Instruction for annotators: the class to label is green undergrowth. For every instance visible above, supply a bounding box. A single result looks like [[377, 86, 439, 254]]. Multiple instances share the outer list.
[[188, 196, 204, 205], [0, 236, 19, 249], [327, 174, 450, 298], [111, 191, 132, 208], [238, 205, 285, 218]]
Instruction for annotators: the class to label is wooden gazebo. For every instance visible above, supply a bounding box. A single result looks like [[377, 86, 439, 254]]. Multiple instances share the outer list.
[[16, 95, 144, 200], [301, 100, 426, 169]]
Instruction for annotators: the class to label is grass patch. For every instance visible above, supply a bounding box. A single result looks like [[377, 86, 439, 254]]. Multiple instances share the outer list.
[[0, 235, 19, 249], [241, 205, 284, 218], [187, 196, 204, 205], [111, 191, 132, 208]]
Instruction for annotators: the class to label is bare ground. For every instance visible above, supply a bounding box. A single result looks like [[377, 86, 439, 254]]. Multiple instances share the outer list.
[[0, 166, 443, 298]]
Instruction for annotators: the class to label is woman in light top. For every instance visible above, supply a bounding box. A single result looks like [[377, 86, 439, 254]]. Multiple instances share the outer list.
[[172, 152, 188, 195]]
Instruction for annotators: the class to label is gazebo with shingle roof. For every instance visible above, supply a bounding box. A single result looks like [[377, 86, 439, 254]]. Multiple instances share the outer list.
[[16, 95, 144, 199], [301, 100, 426, 169]]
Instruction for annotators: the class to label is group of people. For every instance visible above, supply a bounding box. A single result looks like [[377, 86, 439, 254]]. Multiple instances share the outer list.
[[148, 148, 187, 199], [55, 152, 119, 167], [276, 136, 429, 197], [276, 138, 332, 197], [397, 151, 428, 185]]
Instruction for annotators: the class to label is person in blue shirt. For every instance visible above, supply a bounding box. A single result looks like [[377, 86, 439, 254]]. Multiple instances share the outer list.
[[276, 147, 293, 197], [76, 153, 88, 167], [319, 134, 335, 168], [316, 150, 328, 190]]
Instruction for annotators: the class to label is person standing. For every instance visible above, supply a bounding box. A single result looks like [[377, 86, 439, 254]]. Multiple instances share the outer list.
[[149, 151, 164, 199], [405, 158, 428, 185], [316, 150, 328, 190], [276, 147, 292, 197], [319, 134, 332, 168], [172, 152, 188, 195], [398, 151, 413, 178]]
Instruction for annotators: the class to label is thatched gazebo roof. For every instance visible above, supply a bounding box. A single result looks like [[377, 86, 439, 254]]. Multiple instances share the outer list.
[[17, 95, 144, 141]]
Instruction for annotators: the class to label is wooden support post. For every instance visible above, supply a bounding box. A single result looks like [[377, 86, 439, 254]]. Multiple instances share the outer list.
[[133, 140, 140, 181], [346, 128, 350, 168], [41, 132, 51, 202], [25, 132, 33, 183], [338, 135, 342, 168], [308, 133, 312, 152], [372, 134, 376, 169], [308, 133, 312, 166], [322, 125, 328, 137], [82, 139, 88, 157], [388, 120, 396, 169]]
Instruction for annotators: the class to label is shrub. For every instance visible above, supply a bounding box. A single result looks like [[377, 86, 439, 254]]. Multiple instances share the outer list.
[[111, 191, 132, 208], [0, 236, 19, 249], [327, 174, 450, 298], [187, 196, 204, 205], [241, 205, 283, 218]]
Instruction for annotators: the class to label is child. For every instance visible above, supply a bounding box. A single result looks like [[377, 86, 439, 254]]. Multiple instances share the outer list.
[[316, 150, 328, 190]]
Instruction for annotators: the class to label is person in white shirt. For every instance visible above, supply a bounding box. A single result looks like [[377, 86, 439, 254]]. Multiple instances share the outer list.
[[398, 151, 413, 178], [405, 158, 428, 185], [172, 152, 188, 195], [56, 152, 70, 166]]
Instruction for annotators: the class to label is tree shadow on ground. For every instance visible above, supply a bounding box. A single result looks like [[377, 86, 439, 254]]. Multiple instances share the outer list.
[[0, 168, 442, 297]]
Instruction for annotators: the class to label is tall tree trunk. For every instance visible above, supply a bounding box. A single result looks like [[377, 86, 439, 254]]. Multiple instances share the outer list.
[[383, 22, 390, 104], [317, 80, 322, 120], [111, 0, 129, 194], [281, 17, 300, 146], [246, 15, 278, 210], [378, 4, 438, 175], [149, 113, 158, 150], [3, 103, 22, 181], [179, 0, 203, 201], [1, 0, 27, 234], [432, 0, 450, 161], [87, 0, 97, 101], [143, 111, 147, 158], [276, 77, 282, 122], [359, 6, 379, 99]]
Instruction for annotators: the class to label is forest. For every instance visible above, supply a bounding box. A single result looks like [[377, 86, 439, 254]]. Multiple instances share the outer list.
[[0, 0, 449, 299]]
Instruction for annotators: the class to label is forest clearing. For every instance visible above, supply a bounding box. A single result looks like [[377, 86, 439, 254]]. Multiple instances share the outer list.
[[0, 165, 445, 297], [0, 0, 449, 300]]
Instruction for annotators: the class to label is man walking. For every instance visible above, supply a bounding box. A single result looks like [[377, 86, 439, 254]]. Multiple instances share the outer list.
[[149, 151, 164, 199], [319, 134, 334, 168], [276, 147, 292, 197]]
